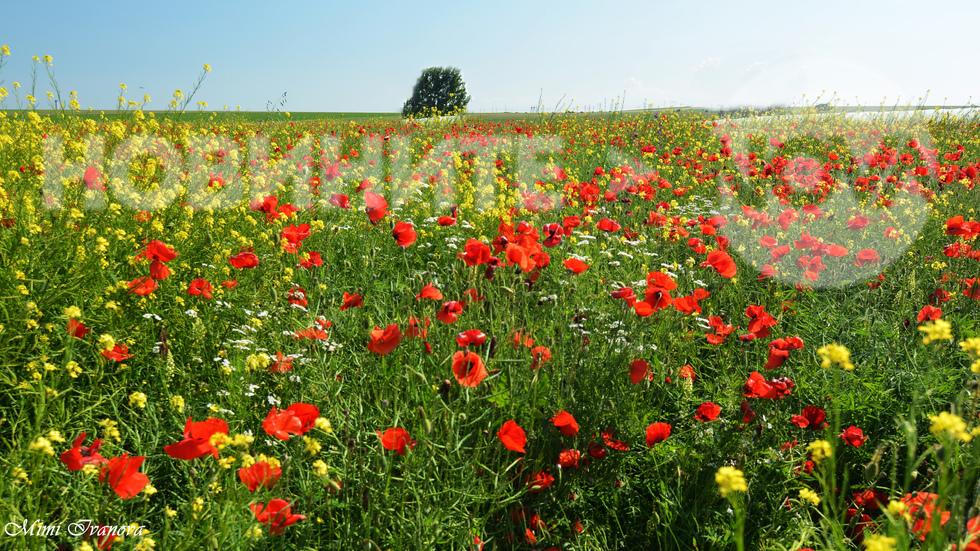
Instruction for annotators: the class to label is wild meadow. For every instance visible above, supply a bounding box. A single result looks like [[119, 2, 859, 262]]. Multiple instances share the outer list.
[[1, 55, 980, 551]]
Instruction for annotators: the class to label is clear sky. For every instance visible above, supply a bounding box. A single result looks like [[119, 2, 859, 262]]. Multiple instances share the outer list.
[[1, 0, 977, 113]]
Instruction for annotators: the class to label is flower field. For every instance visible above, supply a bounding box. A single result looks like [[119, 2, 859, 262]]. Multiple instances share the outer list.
[[2, 88, 980, 549]]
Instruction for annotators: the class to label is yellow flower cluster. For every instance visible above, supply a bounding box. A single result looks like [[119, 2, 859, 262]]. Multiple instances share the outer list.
[[129, 392, 148, 409], [863, 534, 897, 551], [715, 466, 747, 497], [919, 319, 953, 345], [807, 440, 833, 463], [799, 488, 820, 506], [928, 411, 972, 442], [961, 337, 980, 373], [817, 343, 854, 370], [30, 436, 55, 456]]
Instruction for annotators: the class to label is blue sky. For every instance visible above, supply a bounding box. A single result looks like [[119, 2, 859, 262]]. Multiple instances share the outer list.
[[1, 0, 976, 112]]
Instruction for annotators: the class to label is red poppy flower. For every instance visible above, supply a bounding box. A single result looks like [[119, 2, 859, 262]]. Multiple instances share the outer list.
[[99, 453, 150, 499], [525, 470, 555, 493], [846, 214, 871, 231], [702, 250, 737, 278], [916, 305, 942, 322], [329, 193, 351, 209], [563, 258, 589, 274], [392, 221, 417, 248], [287, 286, 308, 307], [542, 223, 564, 247], [187, 278, 213, 299], [530, 346, 551, 370], [364, 190, 389, 224], [678, 364, 696, 382], [367, 324, 402, 355], [498, 420, 527, 453], [437, 301, 465, 324], [164, 417, 230, 460], [416, 283, 443, 301], [263, 407, 303, 440], [250, 499, 306, 535], [694, 402, 721, 422], [149, 259, 170, 281], [67, 319, 91, 339], [459, 239, 492, 266], [127, 276, 157, 296], [854, 249, 880, 267], [298, 251, 323, 268], [743, 371, 794, 399], [629, 359, 649, 384], [551, 410, 579, 436], [405, 316, 430, 339], [281, 223, 311, 249], [764, 336, 804, 370], [601, 430, 629, 451], [557, 448, 581, 469], [60, 432, 108, 471], [285, 403, 319, 434], [900, 492, 950, 541], [791, 406, 828, 430], [612, 287, 638, 306], [239, 461, 281, 491], [851, 489, 887, 511], [645, 422, 671, 447], [740, 401, 757, 424], [745, 305, 777, 338], [142, 240, 178, 262], [102, 344, 133, 362], [839, 426, 868, 447], [965, 278, 980, 300], [596, 218, 621, 232], [294, 327, 329, 340], [946, 215, 980, 239], [83, 165, 105, 190], [635, 288, 672, 317], [505, 244, 535, 273], [229, 251, 259, 269], [452, 350, 487, 387], [455, 329, 486, 347], [377, 427, 416, 455], [340, 291, 363, 310], [269, 351, 293, 373], [222, 280, 238, 289]]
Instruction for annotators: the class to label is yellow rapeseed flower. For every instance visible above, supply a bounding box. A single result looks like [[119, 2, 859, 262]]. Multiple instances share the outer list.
[[863, 534, 897, 551], [303, 436, 321, 456], [817, 343, 855, 370], [98, 334, 116, 352], [799, 488, 820, 506], [30, 436, 55, 456], [715, 466, 747, 497], [129, 392, 148, 409], [807, 440, 832, 463], [64, 306, 82, 319], [929, 411, 972, 442], [919, 319, 953, 345]]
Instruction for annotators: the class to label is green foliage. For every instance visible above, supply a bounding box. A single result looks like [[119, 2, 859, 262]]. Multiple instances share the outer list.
[[402, 66, 471, 119]]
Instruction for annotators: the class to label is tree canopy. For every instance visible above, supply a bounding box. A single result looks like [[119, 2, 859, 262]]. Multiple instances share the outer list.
[[402, 67, 471, 118]]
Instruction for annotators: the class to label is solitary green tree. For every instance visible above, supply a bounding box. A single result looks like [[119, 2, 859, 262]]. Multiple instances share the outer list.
[[402, 67, 471, 118]]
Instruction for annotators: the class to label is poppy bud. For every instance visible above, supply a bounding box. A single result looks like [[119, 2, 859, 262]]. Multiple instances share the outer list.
[[424, 419, 432, 434]]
